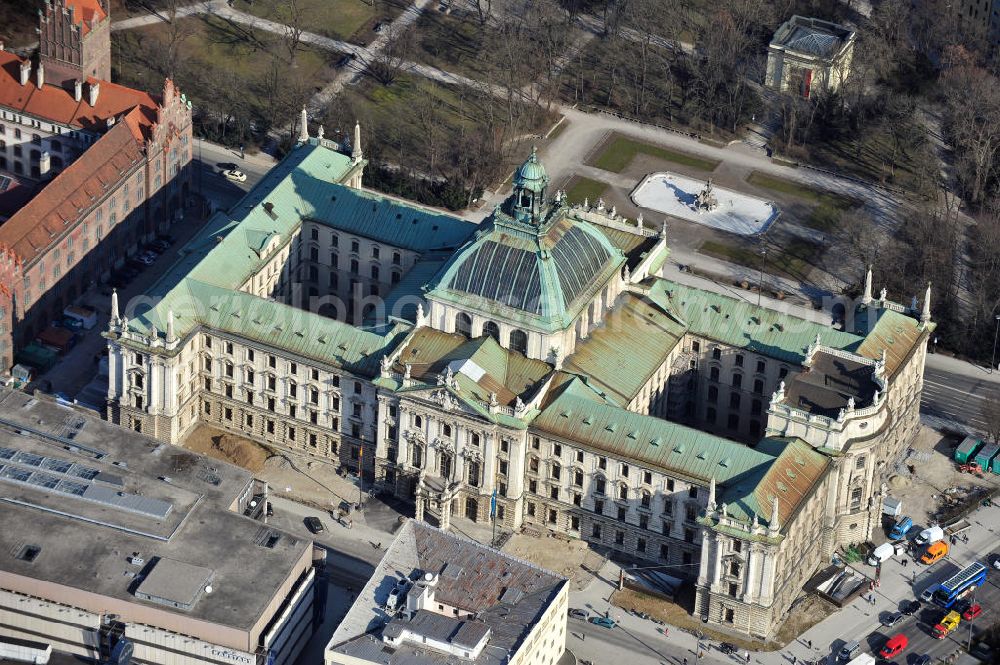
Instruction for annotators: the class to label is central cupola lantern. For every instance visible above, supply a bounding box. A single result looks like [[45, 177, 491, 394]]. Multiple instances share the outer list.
[[512, 146, 550, 224]]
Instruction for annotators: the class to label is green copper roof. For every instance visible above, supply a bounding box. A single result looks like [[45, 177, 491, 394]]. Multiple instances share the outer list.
[[513, 148, 549, 194], [426, 212, 626, 332], [651, 279, 865, 363], [128, 279, 409, 376], [562, 291, 686, 406], [532, 384, 774, 484]]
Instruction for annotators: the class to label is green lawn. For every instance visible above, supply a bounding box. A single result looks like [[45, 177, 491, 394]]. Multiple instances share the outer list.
[[590, 134, 720, 173], [238, 0, 397, 42], [746, 172, 859, 233], [564, 177, 608, 206], [698, 239, 823, 281]]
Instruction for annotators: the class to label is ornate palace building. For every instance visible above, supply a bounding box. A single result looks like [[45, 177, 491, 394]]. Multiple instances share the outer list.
[[0, 0, 193, 368], [106, 133, 932, 640]]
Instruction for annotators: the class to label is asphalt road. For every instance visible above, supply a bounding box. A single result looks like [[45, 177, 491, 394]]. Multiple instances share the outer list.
[[921, 364, 1000, 434], [852, 547, 1000, 663], [191, 139, 274, 211]]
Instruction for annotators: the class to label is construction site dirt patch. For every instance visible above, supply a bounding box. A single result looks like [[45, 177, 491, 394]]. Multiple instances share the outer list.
[[612, 587, 771, 651], [182, 425, 271, 474], [503, 530, 605, 590], [770, 594, 838, 648]]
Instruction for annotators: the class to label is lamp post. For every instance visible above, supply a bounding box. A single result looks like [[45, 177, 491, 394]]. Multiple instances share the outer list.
[[757, 238, 767, 308], [992, 314, 1000, 372]]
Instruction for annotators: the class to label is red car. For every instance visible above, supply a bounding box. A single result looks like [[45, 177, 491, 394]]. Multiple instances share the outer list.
[[880, 634, 908, 659], [963, 603, 983, 621]]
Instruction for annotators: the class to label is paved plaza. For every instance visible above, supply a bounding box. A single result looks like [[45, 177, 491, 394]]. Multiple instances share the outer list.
[[631, 172, 779, 236]]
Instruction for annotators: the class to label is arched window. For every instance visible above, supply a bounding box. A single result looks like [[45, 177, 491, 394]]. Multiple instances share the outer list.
[[594, 476, 606, 495], [529, 456, 539, 473], [50, 139, 62, 152], [710, 366, 720, 382], [640, 490, 651, 509], [618, 484, 628, 501], [483, 320, 500, 341], [509, 329, 528, 355], [412, 444, 423, 468], [413, 414, 423, 428], [442, 423, 452, 437], [456, 313, 472, 338]]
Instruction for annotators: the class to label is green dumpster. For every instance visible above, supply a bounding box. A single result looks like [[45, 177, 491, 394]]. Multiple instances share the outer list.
[[974, 444, 1000, 473], [955, 436, 983, 464]]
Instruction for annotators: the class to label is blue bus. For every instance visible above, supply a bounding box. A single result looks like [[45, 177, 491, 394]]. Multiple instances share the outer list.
[[932, 562, 988, 608]]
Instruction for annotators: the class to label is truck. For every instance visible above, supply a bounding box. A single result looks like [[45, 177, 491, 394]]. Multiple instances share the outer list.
[[867, 542, 906, 566], [915, 525, 945, 546], [889, 516, 913, 540], [845, 653, 876, 665], [0, 636, 51, 664], [932, 610, 961, 639]]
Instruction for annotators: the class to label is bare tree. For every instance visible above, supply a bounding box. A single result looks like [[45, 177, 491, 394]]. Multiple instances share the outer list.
[[941, 63, 1000, 206], [358, 23, 414, 86], [274, 0, 306, 64], [471, 0, 493, 26], [162, 0, 197, 77]]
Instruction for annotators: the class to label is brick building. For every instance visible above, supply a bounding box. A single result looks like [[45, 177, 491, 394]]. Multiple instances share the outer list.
[[0, 0, 192, 369]]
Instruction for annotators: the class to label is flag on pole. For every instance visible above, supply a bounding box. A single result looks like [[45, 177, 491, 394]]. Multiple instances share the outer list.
[[490, 487, 497, 520]]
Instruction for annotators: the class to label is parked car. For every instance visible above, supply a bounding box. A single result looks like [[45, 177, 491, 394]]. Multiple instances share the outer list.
[[992, 555, 1000, 571], [880, 634, 908, 659], [149, 239, 171, 252], [373, 21, 385, 32], [304, 516, 324, 534], [901, 600, 920, 616], [568, 608, 588, 620], [223, 169, 247, 182], [912, 655, 930, 665], [719, 643, 738, 655], [136, 254, 156, 266], [588, 616, 616, 629], [881, 612, 903, 628], [962, 603, 983, 621]]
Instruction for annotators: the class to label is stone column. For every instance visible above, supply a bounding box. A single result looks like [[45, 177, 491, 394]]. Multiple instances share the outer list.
[[415, 494, 425, 521], [441, 496, 452, 530]]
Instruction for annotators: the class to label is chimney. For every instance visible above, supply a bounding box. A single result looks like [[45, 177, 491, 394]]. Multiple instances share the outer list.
[[19, 60, 30, 86], [39, 152, 51, 176], [35, 63, 44, 88], [74, 79, 82, 102], [88, 81, 100, 107]]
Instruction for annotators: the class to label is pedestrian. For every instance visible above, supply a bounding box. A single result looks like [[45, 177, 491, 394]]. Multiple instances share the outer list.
[[582, 634, 585, 643], [792, 656, 797, 665], [807, 640, 812, 650], [746, 652, 751, 664], [684, 658, 688, 665]]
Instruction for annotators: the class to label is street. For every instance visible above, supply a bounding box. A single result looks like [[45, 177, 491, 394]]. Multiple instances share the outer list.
[[921, 362, 1000, 434], [193, 139, 275, 211]]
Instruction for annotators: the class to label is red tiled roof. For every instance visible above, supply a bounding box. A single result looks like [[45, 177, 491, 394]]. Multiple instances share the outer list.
[[0, 51, 159, 138], [65, 0, 108, 35], [0, 122, 144, 265]]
